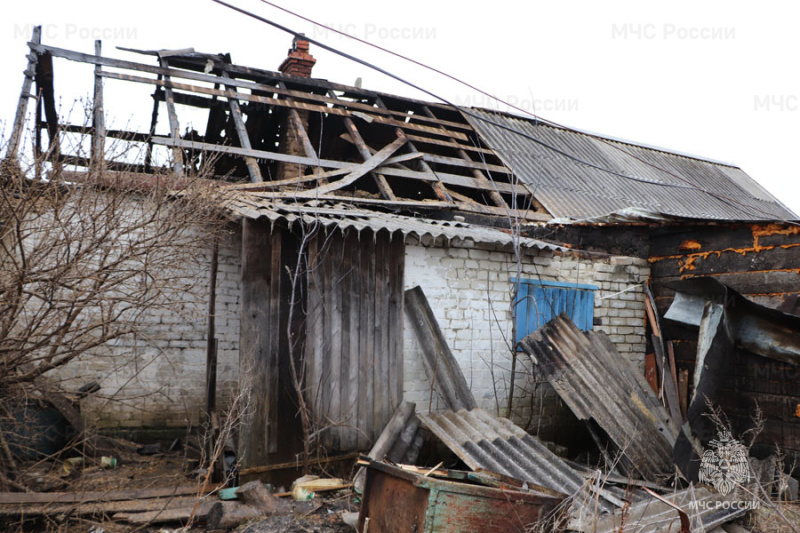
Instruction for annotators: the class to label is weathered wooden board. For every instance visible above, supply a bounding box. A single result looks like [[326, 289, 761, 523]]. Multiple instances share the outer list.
[[305, 229, 405, 450]]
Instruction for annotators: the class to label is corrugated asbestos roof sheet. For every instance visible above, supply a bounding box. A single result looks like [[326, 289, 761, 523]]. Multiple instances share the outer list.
[[519, 315, 679, 482], [466, 108, 797, 222], [416, 408, 619, 513], [224, 193, 566, 251]]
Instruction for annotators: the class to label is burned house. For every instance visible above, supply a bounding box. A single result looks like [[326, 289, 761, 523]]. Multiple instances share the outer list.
[[5, 26, 799, 487]]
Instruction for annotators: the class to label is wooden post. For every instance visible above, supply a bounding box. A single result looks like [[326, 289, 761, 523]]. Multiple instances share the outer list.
[[7, 26, 41, 161], [157, 56, 184, 176], [206, 240, 219, 418], [143, 74, 162, 173], [238, 219, 280, 469], [205, 240, 221, 481], [222, 70, 262, 183], [91, 40, 106, 174]]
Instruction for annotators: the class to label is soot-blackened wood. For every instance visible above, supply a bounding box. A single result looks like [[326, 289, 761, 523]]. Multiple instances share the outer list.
[[144, 73, 163, 173], [35, 51, 60, 167], [404, 286, 477, 411], [654, 271, 800, 298], [649, 224, 755, 255], [239, 218, 280, 468], [651, 245, 800, 278]]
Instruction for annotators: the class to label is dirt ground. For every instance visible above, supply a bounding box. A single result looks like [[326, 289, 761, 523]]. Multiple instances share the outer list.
[[2, 446, 798, 532], [1, 445, 359, 533]]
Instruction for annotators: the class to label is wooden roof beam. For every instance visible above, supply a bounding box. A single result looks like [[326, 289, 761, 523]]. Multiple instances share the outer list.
[[422, 105, 509, 210]]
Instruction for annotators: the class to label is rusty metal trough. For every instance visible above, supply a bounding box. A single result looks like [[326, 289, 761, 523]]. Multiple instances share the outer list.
[[357, 460, 563, 533]]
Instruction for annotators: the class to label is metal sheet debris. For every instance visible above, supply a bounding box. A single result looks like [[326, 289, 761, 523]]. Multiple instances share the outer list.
[[665, 277, 800, 366]]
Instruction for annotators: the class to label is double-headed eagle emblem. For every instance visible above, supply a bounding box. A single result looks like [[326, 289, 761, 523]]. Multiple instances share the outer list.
[[699, 430, 749, 495]]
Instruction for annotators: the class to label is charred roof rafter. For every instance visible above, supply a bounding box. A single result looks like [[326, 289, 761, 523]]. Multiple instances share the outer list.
[[8, 35, 546, 221]]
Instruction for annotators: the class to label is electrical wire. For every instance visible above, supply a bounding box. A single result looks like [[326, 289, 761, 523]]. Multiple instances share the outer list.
[[210, 0, 797, 224]]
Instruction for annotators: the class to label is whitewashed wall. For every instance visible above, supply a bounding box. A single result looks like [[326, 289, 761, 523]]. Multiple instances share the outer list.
[[402, 237, 649, 434]]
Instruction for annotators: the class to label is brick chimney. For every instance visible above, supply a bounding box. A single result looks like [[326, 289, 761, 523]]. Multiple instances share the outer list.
[[276, 36, 315, 181], [279, 35, 316, 78]]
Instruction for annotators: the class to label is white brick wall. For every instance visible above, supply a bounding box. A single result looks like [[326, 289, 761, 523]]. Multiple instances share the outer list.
[[50, 228, 242, 430], [52, 227, 648, 436], [402, 238, 649, 433]]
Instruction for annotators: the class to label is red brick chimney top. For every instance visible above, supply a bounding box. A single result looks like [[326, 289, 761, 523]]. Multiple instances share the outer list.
[[279, 35, 316, 78]]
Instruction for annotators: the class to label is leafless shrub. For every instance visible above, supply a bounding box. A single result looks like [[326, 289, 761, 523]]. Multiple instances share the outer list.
[[0, 131, 228, 490]]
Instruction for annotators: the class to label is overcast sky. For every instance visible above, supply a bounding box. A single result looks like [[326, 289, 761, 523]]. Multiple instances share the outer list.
[[2, 1, 798, 217]]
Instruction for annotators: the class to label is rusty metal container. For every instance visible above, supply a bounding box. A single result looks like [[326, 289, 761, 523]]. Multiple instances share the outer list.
[[357, 461, 563, 533]]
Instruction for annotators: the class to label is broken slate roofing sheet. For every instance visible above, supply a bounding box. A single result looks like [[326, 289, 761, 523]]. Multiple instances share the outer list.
[[416, 408, 619, 513], [518, 314, 679, 481]]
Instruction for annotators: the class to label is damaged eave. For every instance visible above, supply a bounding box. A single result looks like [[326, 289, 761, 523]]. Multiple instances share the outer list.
[[664, 277, 800, 365], [221, 195, 568, 252]]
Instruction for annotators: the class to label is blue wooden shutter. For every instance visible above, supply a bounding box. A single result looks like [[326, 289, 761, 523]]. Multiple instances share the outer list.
[[514, 279, 596, 345]]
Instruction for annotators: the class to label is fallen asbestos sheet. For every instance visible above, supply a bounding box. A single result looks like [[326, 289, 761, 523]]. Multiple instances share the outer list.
[[518, 314, 681, 482], [417, 408, 620, 513], [404, 286, 478, 411]]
